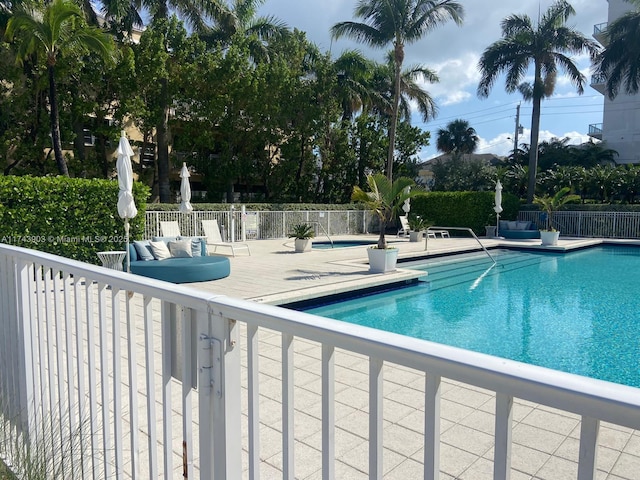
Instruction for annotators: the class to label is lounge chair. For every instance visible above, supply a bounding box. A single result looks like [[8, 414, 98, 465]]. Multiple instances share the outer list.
[[397, 215, 410, 237], [160, 221, 181, 237], [201, 219, 251, 257]]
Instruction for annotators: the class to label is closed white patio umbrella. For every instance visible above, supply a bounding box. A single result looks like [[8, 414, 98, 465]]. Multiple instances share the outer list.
[[179, 162, 193, 214], [116, 131, 137, 272], [494, 180, 503, 237]]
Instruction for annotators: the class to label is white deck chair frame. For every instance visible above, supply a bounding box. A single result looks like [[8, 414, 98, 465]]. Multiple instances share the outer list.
[[160, 221, 181, 237], [201, 219, 251, 257], [397, 215, 410, 237]]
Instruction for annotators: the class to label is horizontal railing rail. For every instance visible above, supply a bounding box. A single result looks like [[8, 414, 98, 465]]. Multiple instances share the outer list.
[[2, 244, 639, 479]]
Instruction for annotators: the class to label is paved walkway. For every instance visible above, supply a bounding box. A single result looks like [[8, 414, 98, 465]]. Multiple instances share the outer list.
[[187, 235, 639, 479]]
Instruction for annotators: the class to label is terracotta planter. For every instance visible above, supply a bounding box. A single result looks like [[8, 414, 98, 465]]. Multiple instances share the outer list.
[[540, 230, 560, 246], [367, 247, 398, 273], [294, 238, 312, 252]]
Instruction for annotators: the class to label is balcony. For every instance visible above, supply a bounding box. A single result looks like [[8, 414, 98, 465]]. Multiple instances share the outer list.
[[590, 72, 607, 95], [593, 21, 608, 46], [589, 123, 603, 140]]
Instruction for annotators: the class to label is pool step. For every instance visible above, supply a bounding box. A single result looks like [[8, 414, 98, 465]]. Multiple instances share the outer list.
[[413, 252, 555, 291]]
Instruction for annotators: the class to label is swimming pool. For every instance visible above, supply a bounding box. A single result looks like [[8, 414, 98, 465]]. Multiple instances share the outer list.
[[300, 246, 640, 388]]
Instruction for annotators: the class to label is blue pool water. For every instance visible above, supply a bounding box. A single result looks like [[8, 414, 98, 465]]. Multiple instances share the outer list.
[[301, 246, 640, 387]]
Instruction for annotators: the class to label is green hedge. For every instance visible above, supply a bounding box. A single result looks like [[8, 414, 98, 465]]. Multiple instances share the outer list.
[[0, 176, 149, 264], [409, 191, 521, 235]]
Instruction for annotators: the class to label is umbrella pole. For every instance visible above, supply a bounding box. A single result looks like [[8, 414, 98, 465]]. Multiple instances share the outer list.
[[496, 213, 499, 238], [125, 220, 130, 272]]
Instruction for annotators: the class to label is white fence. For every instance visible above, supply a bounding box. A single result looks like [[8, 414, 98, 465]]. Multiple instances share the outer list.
[[519, 210, 640, 238], [146, 209, 640, 241], [1, 244, 640, 479], [145, 209, 372, 241]]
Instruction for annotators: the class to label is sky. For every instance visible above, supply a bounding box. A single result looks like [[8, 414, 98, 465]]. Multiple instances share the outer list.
[[257, 0, 608, 161]]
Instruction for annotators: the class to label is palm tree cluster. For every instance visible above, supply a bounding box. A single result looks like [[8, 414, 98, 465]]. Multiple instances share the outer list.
[[477, 0, 600, 204], [2, 0, 640, 206], [1, 0, 461, 204]]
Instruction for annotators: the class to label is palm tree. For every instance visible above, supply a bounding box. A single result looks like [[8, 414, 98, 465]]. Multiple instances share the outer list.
[[332, 0, 464, 182], [351, 173, 421, 249], [201, 0, 290, 63], [5, 0, 113, 176], [594, 0, 640, 99], [368, 53, 440, 126], [436, 119, 479, 159], [477, 0, 600, 203]]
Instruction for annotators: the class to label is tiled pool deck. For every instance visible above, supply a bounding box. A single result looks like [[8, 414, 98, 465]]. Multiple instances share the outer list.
[[188, 235, 639, 479]]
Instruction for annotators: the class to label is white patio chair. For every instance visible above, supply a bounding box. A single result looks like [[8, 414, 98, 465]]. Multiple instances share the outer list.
[[160, 221, 181, 237], [397, 215, 410, 237], [201, 219, 251, 257]]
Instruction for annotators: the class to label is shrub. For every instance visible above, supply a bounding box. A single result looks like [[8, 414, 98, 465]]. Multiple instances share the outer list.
[[0, 176, 149, 264], [409, 191, 520, 235]]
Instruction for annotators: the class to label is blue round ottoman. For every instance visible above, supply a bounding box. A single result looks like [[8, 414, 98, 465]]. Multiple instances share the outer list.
[[130, 255, 230, 283]]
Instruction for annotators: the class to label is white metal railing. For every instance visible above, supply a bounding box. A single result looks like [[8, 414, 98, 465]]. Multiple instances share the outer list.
[[146, 209, 640, 242], [519, 210, 640, 239], [145, 209, 372, 241], [1, 244, 640, 479]]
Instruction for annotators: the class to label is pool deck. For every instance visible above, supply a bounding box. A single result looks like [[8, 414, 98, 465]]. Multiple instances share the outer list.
[[188, 235, 639, 479]]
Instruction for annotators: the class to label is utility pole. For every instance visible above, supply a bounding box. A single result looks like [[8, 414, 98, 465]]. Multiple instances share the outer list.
[[513, 103, 521, 161]]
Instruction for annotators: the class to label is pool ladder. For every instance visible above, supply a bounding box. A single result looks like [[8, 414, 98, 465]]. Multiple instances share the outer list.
[[308, 221, 334, 247], [424, 226, 497, 265]]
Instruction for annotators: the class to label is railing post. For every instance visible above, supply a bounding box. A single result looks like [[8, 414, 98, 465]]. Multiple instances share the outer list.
[[15, 259, 36, 439], [198, 305, 242, 480], [578, 416, 599, 480]]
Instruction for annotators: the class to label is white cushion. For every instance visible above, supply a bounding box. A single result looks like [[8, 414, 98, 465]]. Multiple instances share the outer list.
[[149, 240, 172, 260], [169, 239, 193, 258]]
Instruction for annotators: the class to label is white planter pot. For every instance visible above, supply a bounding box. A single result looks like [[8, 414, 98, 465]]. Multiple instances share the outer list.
[[540, 231, 560, 246], [294, 238, 312, 252], [367, 248, 398, 273], [409, 231, 422, 242]]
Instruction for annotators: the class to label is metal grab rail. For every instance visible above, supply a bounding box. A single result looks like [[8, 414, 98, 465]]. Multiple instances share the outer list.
[[425, 226, 497, 264], [307, 220, 333, 247]]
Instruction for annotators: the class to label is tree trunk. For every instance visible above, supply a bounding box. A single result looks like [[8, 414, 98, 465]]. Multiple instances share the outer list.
[[72, 117, 86, 168], [386, 43, 404, 182], [157, 77, 171, 203], [527, 65, 543, 204], [48, 65, 69, 176]]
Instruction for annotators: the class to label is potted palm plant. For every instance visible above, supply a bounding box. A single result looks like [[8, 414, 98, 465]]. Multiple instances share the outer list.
[[407, 214, 431, 242], [289, 223, 315, 252], [351, 173, 422, 272], [533, 187, 580, 246]]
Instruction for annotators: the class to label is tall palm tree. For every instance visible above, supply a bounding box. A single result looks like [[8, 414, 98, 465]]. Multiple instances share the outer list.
[[5, 0, 113, 176], [477, 0, 600, 203], [332, 0, 463, 182], [594, 0, 640, 99], [436, 119, 479, 158]]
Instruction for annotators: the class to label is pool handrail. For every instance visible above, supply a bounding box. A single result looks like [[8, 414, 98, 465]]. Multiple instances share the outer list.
[[425, 226, 497, 264], [307, 220, 333, 247]]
